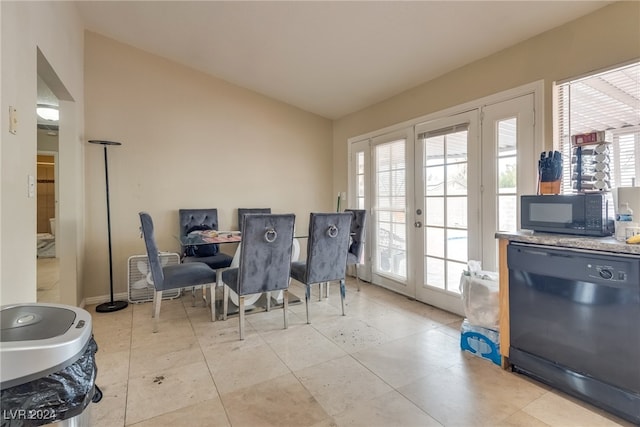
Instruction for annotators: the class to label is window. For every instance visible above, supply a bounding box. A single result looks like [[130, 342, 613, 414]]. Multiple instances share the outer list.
[[557, 63, 640, 193]]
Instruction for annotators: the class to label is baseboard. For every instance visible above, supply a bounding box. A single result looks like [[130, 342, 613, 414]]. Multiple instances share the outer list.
[[84, 292, 130, 306]]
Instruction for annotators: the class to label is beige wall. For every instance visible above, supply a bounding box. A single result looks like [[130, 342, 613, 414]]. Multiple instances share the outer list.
[[37, 128, 59, 152], [332, 1, 640, 196], [1, 2, 85, 305], [83, 33, 333, 300]]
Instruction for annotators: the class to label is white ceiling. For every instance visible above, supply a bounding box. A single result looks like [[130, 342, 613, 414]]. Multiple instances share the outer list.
[[76, 1, 612, 120]]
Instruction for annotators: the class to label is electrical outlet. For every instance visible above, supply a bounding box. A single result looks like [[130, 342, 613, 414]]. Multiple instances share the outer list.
[[9, 106, 17, 134]]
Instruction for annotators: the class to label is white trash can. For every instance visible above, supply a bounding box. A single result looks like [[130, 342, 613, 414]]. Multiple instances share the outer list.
[[1, 303, 100, 426]]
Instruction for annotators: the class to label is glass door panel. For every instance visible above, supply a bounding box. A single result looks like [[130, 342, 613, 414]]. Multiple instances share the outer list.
[[368, 131, 413, 296], [374, 139, 407, 281], [349, 139, 371, 282], [415, 111, 480, 314], [424, 128, 468, 296], [497, 118, 518, 233], [356, 151, 366, 210]]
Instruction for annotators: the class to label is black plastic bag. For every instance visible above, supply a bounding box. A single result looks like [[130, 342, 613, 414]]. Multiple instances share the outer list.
[[1, 337, 99, 427]]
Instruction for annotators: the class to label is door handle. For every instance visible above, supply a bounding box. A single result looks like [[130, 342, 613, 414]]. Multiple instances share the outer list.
[[414, 221, 422, 228]]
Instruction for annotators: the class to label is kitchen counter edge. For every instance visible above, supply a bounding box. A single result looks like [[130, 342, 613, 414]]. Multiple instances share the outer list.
[[495, 231, 640, 255]]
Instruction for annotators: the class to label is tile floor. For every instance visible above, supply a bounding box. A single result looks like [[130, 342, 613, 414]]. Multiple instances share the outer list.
[[87, 279, 632, 427], [37, 257, 60, 303]]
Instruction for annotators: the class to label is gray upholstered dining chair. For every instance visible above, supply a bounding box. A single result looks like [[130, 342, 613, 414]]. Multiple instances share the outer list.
[[290, 212, 352, 324], [139, 212, 218, 332], [344, 209, 367, 291], [178, 208, 233, 270], [237, 208, 271, 232], [221, 213, 295, 340], [225, 208, 273, 308]]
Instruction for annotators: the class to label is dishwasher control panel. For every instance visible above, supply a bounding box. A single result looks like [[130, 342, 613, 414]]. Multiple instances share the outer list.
[[508, 243, 640, 286], [587, 263, 626, 281]]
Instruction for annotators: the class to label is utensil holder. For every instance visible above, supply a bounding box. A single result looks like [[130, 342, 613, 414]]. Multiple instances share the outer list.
[[539, 180, 561, 195]]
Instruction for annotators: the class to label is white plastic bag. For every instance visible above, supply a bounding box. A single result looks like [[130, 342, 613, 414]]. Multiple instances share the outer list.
[[459, 260, 500, 330]]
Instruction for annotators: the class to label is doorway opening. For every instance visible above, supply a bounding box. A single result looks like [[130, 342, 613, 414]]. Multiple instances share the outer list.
[[36, 74, 60, 303]]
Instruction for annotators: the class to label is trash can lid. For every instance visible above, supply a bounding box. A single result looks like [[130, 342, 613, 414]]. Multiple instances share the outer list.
[[1, 305, 76, 341], [1, 303, 92, 389]]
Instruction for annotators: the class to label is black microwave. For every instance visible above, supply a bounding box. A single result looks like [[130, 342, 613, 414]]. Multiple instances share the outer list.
[[521, 194, 614, 236]]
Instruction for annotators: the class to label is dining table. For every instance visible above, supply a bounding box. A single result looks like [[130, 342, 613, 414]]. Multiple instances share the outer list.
[[177, 230, 302, 318], [180, 230, 242, 245]]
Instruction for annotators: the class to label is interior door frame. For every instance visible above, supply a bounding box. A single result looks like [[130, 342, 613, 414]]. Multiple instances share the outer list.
[[37, 49, 79, 306]]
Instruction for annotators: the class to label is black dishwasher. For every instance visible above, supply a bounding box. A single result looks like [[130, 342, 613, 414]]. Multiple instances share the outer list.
[[508, 243, 640, 424]]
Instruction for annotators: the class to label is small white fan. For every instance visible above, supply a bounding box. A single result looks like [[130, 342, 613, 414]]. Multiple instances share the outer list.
[[128, 253, 181, 303], [131, 256, 169, 289]]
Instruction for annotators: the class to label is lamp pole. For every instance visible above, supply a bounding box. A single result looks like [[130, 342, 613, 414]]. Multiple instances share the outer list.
[[90, 140, 128, 313]]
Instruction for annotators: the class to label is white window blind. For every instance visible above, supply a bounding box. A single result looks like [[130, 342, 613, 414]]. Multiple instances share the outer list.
[[556, 63, 640, 193]]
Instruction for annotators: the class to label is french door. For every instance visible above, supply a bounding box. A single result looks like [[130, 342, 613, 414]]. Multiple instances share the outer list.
[[480, 94, 537, 270], [369, 131, 415, 295], [349, 93, 536, 315], [414, 111, 480, 313]]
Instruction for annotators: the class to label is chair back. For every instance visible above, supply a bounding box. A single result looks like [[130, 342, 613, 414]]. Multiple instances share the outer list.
[[237, 208, 271, 232], [179, 209, 221, 238], [139, 212, 164, 289], [304, 212, 352, 284], [237, 214, 295, 295], [344, 209, 367, 262]]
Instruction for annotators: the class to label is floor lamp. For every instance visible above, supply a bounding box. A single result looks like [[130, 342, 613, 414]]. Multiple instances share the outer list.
[[90, 140, 128, 313]]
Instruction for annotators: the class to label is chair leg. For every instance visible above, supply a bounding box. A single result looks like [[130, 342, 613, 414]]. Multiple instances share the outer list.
[[325, 282, 330, 299], [208, 284, 216, 322], [318, 283, 322, 301], [355, 264, 360, 291], [340, 279, 346, 316], [191, 286, 196, 307], [305, 285, 311, 324], [153, 290, 162, 333], [283, 289, 289, 329], [215, 268, 226, 305], [216, 269, 222, 290], [223, 285, 230, 320], [239, 296, 245, 340], [152, 289, 158, 317], [266, 291, 271, 312]]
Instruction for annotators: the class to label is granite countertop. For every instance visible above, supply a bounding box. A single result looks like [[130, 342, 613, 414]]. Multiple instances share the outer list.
[[496, 230, 640, 255]]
